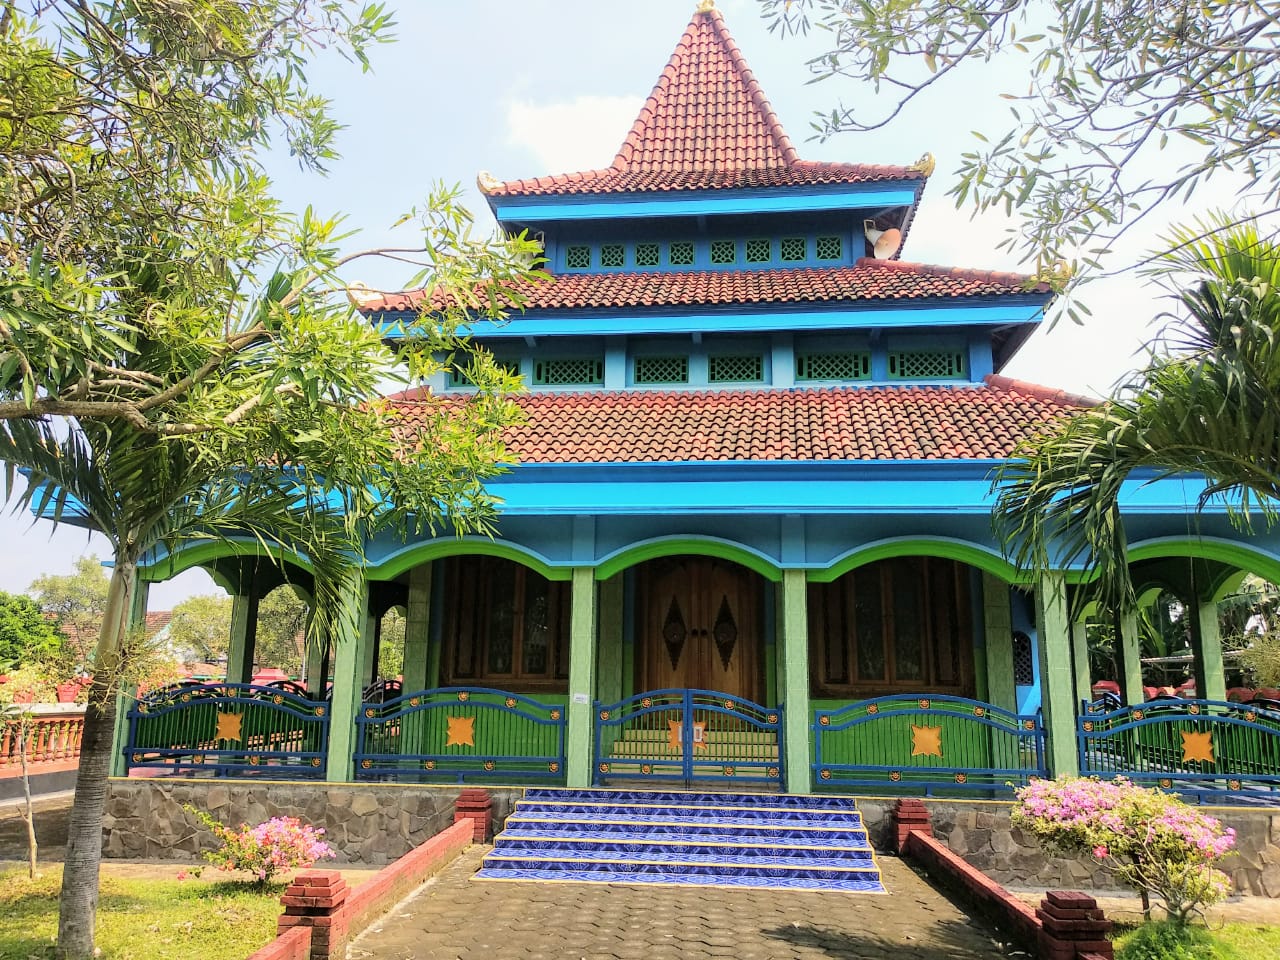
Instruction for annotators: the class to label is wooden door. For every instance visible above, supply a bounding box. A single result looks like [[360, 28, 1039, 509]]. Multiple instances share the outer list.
[[636, 557, 761, 701]]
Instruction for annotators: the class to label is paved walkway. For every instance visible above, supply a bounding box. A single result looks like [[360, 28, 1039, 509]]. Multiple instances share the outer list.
[[349, 848, 1009, 960]]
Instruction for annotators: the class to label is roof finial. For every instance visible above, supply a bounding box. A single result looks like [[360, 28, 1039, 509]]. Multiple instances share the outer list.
[[696, 0, 715, 12]]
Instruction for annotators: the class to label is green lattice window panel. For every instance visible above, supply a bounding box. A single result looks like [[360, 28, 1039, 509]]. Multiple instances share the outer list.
[[533, 357, 605, 386], [600, 243, 625, 268], [708, 354, 764, 383], [780, 237, 806, 262], [795, 352, 871, 382], [448, 358, 521, 388], [565, 245, 592, 270], [710, 239, 737, 265], [669, 241, 695, 266], [635, 242, 660, 267], [745, 238, 771, 263], [816, 236, 843, 261], [634, 355, 689, 384], [887, 350, 966, 380]]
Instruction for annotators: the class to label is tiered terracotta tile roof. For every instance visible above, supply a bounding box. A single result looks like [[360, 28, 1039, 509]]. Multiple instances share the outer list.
[[360, 259, 1049, 314], [385, 377, 1085, 465], [479, 5, 926, 198]]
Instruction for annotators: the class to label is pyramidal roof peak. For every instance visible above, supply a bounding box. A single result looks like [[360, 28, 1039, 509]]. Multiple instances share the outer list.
[[481, 2, 927, 198]]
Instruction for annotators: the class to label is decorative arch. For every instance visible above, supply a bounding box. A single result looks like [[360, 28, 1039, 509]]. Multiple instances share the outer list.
[[367, 539, 569, 582], [1126, 537, 1280, 600], [138, 540, 314, 583], [809, 537, 1024, 584], [593, 537, 783, 582]]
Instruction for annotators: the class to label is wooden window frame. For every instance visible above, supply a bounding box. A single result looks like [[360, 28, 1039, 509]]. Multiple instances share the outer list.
[[807, 557, 974, 698], [440, 556, 570, 692]]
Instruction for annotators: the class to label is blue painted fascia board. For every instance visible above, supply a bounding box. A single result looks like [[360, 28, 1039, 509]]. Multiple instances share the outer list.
[[489, 181, 924, 224], [372, 298, 1048, 340]]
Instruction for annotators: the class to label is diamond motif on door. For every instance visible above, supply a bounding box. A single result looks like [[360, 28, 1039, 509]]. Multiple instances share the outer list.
[[713, 595, 737, 670], [662, 596, 687, 669]]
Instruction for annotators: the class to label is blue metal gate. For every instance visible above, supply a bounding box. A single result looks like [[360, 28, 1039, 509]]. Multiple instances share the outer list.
[[592, 688, 782, 788]]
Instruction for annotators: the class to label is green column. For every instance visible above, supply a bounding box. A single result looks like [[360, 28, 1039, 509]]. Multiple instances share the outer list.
[[325, 575, 373, 782], [225, 589, 260, 684], [982, 573, 1016, 712], [566, 567, 598, 789], [596, 575, 624, 708], [1071, 621, 1092, 708], [1035, 572, 1079, 777], [402, 563, 432, 692], [1191, 597, 1227, 702], [109, 576, 150, 777], [1117, 610, 1145, 705], [778, 569, 812, 794]]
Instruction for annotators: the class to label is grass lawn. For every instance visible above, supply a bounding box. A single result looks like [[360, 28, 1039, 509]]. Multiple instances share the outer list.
[[0, 866, 281, 960], [1113, 920, 1280, 959]]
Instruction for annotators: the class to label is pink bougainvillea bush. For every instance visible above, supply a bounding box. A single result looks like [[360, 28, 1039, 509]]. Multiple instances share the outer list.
[[186, 806, 335, 886], [1012, 777, 1235, 924]]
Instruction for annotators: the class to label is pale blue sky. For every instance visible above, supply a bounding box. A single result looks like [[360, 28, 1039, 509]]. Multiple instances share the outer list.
[[0, 0, 1256, 607]]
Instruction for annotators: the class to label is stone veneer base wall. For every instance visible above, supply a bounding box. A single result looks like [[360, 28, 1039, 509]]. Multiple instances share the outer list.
[[854, 796, 1280, 898], [102, 778, 523, 865]]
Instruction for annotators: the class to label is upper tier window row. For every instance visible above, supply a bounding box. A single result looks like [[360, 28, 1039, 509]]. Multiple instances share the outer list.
[[561, 236, 845, 272]]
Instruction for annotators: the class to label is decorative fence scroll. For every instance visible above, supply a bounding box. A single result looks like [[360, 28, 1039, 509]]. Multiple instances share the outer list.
[[1078, 698, 1280, 801], [124, 683, 329, 778], [353, 687, 567, 784], [812, 695, 1045, 795]]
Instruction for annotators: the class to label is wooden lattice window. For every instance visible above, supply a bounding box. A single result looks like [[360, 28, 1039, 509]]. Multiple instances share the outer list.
[[780, 237, 807, 262], [634, 355, 689, 384], [635, 242, 661, 267], [708, 354, 764, 383], [440, 557, 569, 689], [808, 557, 974, 697], [600, 243, 625, 268], [565, 245, 591, 269], [888, 350, 966, 380], [1013, 632, 1035, 685], [795, 351, 871, 382], [710, 240, 737, 265], [669, 241, 695, 266], [533, 357, 604, 386], [816, 236, 843, 261]]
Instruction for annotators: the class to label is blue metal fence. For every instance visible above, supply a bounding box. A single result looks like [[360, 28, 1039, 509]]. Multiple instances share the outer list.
[[124, 682, 329, 778], [812, 694, 1045, 795], [353, 687, 567, 784]]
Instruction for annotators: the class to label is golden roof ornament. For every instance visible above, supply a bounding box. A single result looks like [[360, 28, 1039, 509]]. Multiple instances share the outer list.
[[476, 170, 502, 195], [696, 0, 716, 12], [909, 152, 936, 178]]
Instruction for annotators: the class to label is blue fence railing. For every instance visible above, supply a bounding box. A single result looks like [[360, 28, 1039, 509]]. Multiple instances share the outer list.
[[593, 688, 783, 788], [812, 694, 1045, 795], [124, 683, 329, 778], [353, 687, 567, 784], [1078, 698, 1280, 802]]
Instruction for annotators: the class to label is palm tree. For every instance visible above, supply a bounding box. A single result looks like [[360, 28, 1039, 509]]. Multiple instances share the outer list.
[[994, 216, 1280, 614]]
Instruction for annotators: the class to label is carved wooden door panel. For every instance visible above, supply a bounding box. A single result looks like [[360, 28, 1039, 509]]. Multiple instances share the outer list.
[[637, 558, 760, 701]]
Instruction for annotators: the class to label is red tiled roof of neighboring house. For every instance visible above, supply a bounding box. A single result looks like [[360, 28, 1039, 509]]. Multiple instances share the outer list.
[[384, 376, 1086, 464], [144, 611, 172, 636], [479, 6, 926, 198], [360, 259, 1050, 314]]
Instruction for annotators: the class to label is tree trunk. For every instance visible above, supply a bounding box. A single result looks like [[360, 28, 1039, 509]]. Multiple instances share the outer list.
[[56, 559, 135, 960], [19, 716, 37, 879]]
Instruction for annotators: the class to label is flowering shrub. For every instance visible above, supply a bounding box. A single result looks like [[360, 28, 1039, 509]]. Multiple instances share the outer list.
[[185, 806, 335, 886], [1012, 777, 1235, 925]]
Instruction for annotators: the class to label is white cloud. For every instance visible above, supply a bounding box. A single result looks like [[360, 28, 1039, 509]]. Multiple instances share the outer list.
[[505, 95, 645, 173]]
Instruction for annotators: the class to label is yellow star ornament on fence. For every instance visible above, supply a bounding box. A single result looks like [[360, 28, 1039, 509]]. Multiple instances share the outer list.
[[445, 715, 476, 748], [214, 711, 242, 744], [911, 724, 943, 758], [1181, 730, 1215, 764]]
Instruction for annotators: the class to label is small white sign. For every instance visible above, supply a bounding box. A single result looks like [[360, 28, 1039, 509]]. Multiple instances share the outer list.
[[572, 692, 590, 704]]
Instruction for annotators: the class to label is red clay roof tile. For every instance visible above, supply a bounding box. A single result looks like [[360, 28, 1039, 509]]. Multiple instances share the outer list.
[[385, 378, 1081, 465], [482, 8, 924, 198], [362, 259, 1049, 314]]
